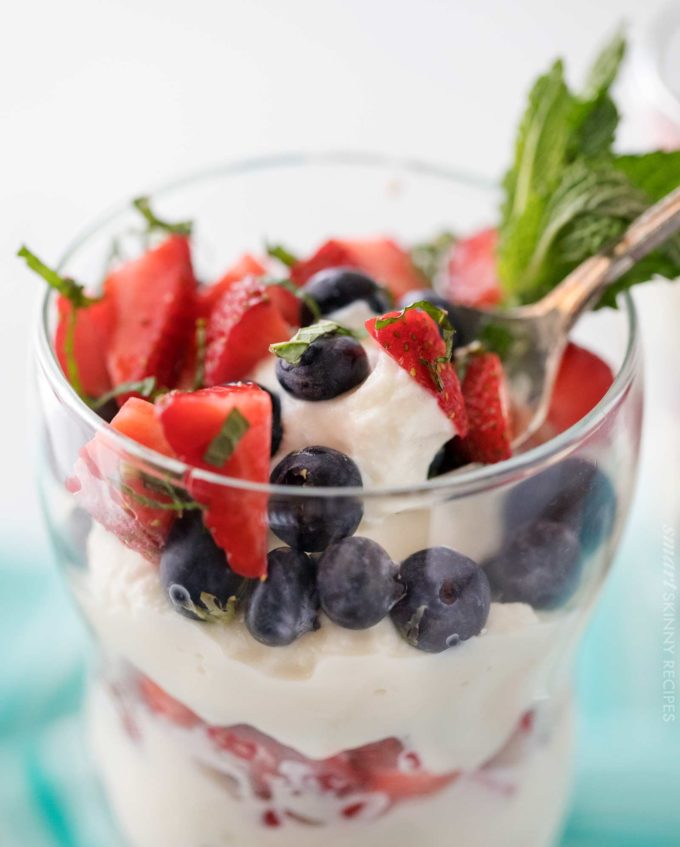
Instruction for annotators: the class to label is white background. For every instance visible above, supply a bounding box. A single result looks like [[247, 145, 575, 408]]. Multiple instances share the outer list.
[[1, 0, 678, 551]]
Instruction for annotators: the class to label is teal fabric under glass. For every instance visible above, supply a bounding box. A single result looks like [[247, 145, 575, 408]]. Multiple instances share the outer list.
[[1, 522, 678, 847]]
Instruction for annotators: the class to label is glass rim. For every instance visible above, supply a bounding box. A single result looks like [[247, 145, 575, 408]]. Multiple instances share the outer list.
[[35, 151, 640, 501]]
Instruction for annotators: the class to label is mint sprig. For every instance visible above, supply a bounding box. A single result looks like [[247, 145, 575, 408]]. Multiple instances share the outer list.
[[270, 320, 355, 365], [497, 30, 680, 306], [132, 196, 193, 237], [204, 408, 250, 468], [266, 242, 298, 268]]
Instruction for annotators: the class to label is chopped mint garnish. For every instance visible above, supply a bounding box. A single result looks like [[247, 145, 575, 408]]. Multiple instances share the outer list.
[[269, 320, 355, 365], [204, 408, 250, 468], [90, 377, 157, 410], [376, 300, 455, 362], [410, 231, 456, 282], [498, 30, 680, 306], [192, 318, 208, 391], [266, 242, 298, 268], [132, 196, 193, 237], [265, 277, 321, 322], [119, 481, 204, 512], [18, 245, 102, 398]]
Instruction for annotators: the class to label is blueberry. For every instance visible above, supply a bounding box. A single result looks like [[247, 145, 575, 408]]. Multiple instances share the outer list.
[[269, 446, 363, 552], [317, 537, 403, 629], [300, 267, 391, 325], [397, 290, 463, 342], [503, 458, 616, 555], [95, 399, 120, 423], [160, 512, 249, 621], [428, 436, 469, 478], [276, 333, 369, 401], [484, 520, 582, 610], [391, 547, 490, 653], [245, 547, 319, 646]]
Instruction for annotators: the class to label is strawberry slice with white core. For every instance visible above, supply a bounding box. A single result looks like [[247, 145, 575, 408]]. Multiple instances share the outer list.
[[157, 384, 271, 577], [365, 309, 468, 435], [67, 398, 178, 560], [444, 227, 502, 308], [105, 235, 197, 398], [204, 277, 292, 386], [459, 352, 512, 464], [55, 295, 115, 397], [291, 237, 425, 299]]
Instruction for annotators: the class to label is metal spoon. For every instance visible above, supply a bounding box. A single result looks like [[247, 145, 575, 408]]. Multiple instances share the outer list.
[[448, 185, 680, 448]]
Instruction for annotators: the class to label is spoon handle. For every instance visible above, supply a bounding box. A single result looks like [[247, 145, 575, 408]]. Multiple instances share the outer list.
[[540, 184, 680, 326]]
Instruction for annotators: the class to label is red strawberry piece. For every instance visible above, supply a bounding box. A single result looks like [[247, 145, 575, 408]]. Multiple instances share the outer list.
[[197, 253, 267, 317], [67, 398, 178, 560], [55, 296, 116, 398], [105, 235, 197, 398], [138, 676, 202, 728], [204, 277, 291, 385], [366, 309, 468, 435], [459, 352, 512, 464], [157, 384, 271, 577], [291, 237, 425, 299], [547, 343, 614, 434], [444, 227, 502, 307]]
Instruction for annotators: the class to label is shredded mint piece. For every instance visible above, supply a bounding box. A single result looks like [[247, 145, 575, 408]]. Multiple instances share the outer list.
[[265, 277, 321, 322], [410, 231, 456, 282], [119, 481, 204, 512], [18, 246, 101, 309], [204, 408, 250, 468], [90, 377, 157, 410], [269, 320, 355, 365], [266, 242, 298, 268], [132, 196, 193, 237], [192, 318, 208, 391]]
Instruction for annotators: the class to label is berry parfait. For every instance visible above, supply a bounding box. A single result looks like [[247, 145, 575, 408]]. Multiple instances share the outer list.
[[30, 34, 679, 847]]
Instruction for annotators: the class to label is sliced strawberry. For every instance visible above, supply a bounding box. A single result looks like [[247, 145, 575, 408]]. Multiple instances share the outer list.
[[366, 309, 468, 435], [445, 227, 502, 307], [55, 296, 115, 397], [204, 277, 291, 385], [291, 237, 425, 299], [157, 384, 271, 577], [547, 343, 614, 434], [197, 253, 267, 317], [138, 676, 201, 728], [349, 741, 459, 800], [459, 352, 512, 464], [67, 398, 178, 560], [105, 235, 197, 398]]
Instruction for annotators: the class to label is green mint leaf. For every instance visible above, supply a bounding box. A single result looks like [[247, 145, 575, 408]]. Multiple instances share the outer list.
[[582, 28, 626, 101], [132, 196, 193, 237], [18, 246, 101, 308], [265, 277, 321, 322], [204, 408, 250, 468], [192, 318, 208, 391], [410, 231, 456, 282], [90, 377, 157, 410], [119, 481, 204, 512], [612, 152, 680, 201], [266, 243, 298, 268], [375, 300, 455, 363], [269, 320, 355, 365]]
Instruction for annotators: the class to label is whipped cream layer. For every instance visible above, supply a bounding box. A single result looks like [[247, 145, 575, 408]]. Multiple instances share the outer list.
[[78, 522, 576, 773], [89, 681, 573, 847], [252, 341, 457, 489]]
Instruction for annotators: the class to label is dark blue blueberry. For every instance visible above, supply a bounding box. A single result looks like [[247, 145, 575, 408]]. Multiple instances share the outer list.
[[276, 333, 369, 401], [503, 458, 616, 555], [391, 547, 491, 653], [428, 436, 469, 478], [485, 519, 582, 610], [95, 399, 120, 423], [300, 267, 391, 325], [160, 511, 249, 621], [269, 446, 363, 552], [245, 547, 319, 646], [397, 289, 463, 343], [317, 537, 403, 629]]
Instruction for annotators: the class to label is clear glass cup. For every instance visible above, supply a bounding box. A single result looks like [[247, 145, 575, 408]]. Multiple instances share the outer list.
[[34, 154, 643, 847]]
